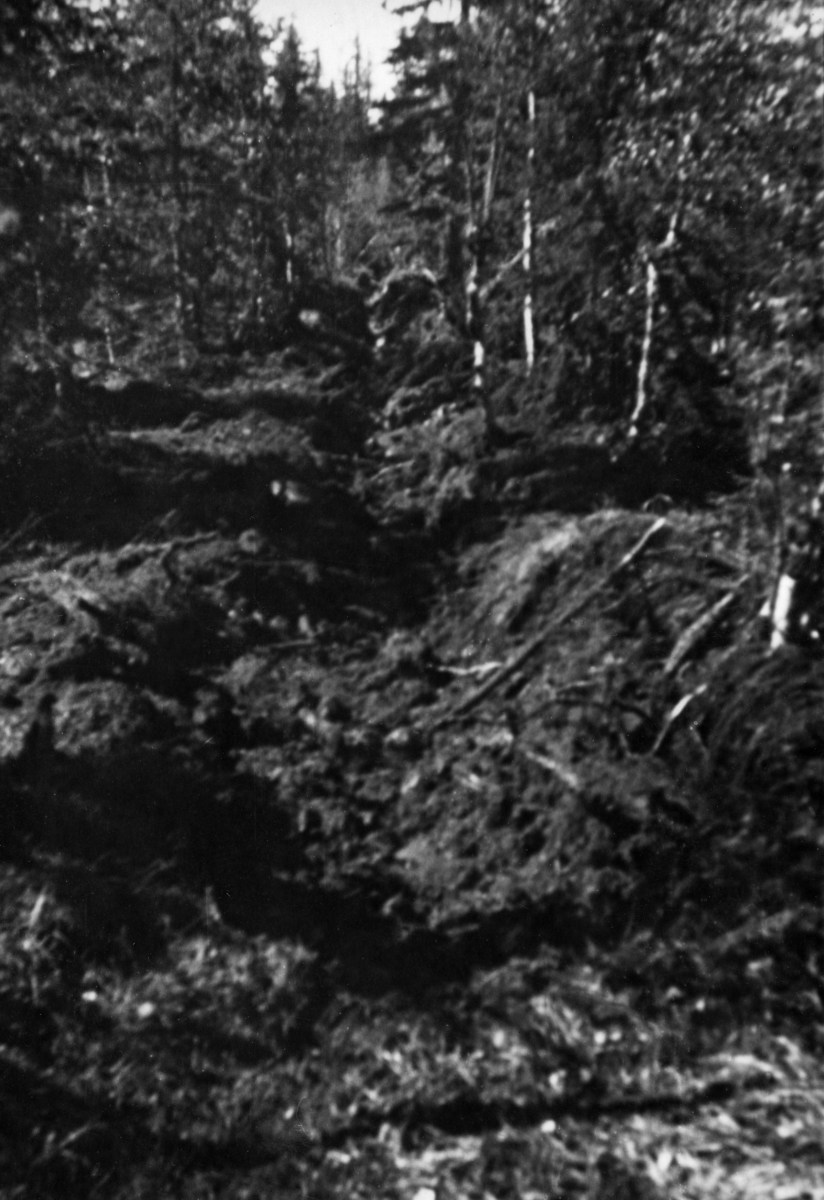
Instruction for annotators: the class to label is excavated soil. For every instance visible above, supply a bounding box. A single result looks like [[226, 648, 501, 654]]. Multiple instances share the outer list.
[[1, 357, 823, 1200]]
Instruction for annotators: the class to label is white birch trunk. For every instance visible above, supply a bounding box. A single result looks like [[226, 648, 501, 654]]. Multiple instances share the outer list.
[[523, 87, 536, 375], [629, 208, 679, 438], [284, 216, 294, 293], [769, 572, 797, 651], [629, 257, 658, 437], [99, 153, 116, 364], [473, 337, 486, 393], [465, 228, 484, 394], [100, 150, 113, 210]]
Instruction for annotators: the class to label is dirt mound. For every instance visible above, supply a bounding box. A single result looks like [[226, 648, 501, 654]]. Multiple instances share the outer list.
[[328, 507, 823, 991], [1, 357, 822, 1200]]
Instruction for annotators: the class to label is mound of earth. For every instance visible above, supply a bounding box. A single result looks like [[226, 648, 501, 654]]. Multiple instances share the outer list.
[[0, 359, 822, 1200]]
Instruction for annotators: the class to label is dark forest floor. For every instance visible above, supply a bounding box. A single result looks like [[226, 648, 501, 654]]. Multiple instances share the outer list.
[[1, 352, 823, 1200]]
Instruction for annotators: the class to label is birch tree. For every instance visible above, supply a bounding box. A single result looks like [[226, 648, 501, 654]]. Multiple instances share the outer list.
[[521, 0, 541, 375]]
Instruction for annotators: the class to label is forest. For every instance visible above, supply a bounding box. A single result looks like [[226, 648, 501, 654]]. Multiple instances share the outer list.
[[1, 0, 824, 1197]]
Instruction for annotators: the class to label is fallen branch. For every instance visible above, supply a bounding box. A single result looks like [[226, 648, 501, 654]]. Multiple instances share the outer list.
[[480, 247, 526, 303], [662, 579, 747, 678], [651, 685, 707, 756], [520, 748, 582, 792], [430, 518, 669, 730], [440, 661, 504, 678], [479, 225, 558, 311]]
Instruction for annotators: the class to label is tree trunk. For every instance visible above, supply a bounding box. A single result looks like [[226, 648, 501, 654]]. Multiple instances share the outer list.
[[629, 256, 658, 437], [99, 153, 116, 364], [523, 0, 537, 374], [169, 7, 187, 367], [523, 84, 536, 375], [629, 206, 679, 438], [466, 89, 503, 432], [465, 226, 485, 397], [629, 126, 693, 438], [283, 214, 294, 295]]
